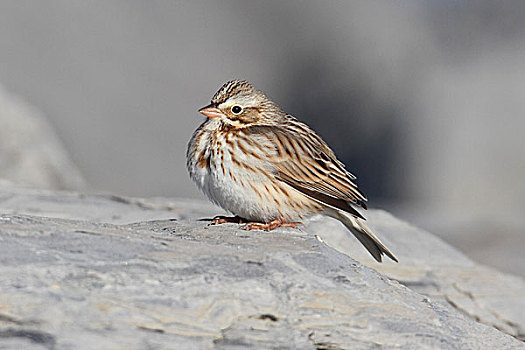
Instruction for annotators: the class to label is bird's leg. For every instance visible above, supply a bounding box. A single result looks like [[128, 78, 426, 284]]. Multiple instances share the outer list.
[[243, 217, 302, 231], [210, 215, 245, 225]]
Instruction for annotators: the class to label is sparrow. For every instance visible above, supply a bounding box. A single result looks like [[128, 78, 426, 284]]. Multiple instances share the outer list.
[[187, 80, 397, 262]]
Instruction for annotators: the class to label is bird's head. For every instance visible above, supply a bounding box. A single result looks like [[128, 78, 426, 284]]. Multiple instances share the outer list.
[[198, 80, 283, 128]]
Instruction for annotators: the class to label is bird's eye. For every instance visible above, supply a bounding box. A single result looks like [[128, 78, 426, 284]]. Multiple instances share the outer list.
[[231, 105, 243, 115]]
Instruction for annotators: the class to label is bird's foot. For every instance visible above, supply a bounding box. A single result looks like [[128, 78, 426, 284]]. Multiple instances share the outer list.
[[242, 217, 302, 231], [210, 215, 245, 225]]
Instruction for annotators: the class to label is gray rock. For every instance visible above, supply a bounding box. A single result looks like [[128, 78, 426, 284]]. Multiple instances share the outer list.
[[308, 211, 525, 340], [0, 85, 85, 190], [0, 185, 523, 349]]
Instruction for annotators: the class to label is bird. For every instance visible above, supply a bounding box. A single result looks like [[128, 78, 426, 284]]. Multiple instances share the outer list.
[[186, 80, 397, 263]]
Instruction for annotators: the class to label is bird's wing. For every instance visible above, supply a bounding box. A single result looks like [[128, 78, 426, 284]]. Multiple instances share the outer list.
[[250, 121, 368, 219]]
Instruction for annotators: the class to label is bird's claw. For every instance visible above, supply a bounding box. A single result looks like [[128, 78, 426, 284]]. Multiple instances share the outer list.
[[242, 217, 302, 231], [210, 215, 244, 225]]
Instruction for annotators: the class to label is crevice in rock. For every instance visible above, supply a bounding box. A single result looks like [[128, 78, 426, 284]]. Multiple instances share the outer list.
[[0, 313, 39, 326], [447, 283, 522, 341], [0, 328, 56, 349], [308, 331, 344, 350], [257, 314, 278, 322], [136, 324, 166, 334]]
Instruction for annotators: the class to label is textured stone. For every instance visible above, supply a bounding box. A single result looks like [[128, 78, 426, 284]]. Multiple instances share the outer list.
[[309, 211, 525, 341], [0, 184, 523, 349]]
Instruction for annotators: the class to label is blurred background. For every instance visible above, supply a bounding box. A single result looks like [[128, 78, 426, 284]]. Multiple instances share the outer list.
[[0, 1, 524, 276]]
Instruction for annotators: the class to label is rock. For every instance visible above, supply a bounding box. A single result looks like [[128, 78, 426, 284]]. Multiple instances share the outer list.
[[0, 185, 523, 349], [308, 212, 525, 340], [0, 84, 85, 190]]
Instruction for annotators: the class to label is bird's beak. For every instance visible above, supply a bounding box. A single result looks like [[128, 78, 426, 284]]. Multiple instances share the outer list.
[[198, 104, 224, 119]]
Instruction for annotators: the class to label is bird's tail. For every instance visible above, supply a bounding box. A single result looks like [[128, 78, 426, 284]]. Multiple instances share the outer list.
[[335, 211, 398, 263]]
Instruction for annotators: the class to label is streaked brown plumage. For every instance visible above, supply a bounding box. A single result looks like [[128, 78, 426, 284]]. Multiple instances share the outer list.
[[187, 80, 397, 262]]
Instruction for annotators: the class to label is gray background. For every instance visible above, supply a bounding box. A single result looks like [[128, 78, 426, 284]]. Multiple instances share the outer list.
[[0, 1, 524, 275]]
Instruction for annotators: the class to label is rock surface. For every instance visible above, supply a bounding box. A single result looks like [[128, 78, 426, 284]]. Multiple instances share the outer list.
[[0, 184, 523, 349], [0, 85, 85, 190], [308, 213, 525, 341]]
